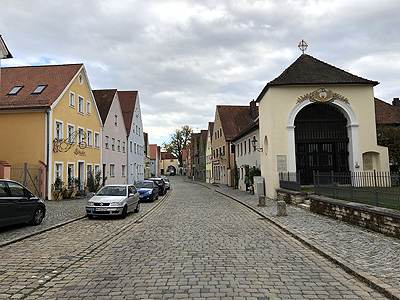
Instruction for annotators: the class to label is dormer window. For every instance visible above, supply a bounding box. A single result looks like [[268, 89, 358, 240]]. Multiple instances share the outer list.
[[31, 84, 47, 95], [7, 85, 23, 95]]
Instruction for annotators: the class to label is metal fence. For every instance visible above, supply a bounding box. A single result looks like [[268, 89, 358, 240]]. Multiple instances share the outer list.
[[279, 172, 301, 191], [314, 171, 400, 210]]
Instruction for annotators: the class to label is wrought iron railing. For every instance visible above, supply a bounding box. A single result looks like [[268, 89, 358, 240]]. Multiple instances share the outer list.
[[313, 171, 400, 210], [279, 172, 301, 191]]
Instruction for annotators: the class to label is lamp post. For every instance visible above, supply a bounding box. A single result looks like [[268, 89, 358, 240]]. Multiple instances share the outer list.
[[251, 136, 262, 152]]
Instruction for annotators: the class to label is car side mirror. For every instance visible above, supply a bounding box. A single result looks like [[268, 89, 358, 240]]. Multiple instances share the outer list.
[[129, 193, 134, 197]]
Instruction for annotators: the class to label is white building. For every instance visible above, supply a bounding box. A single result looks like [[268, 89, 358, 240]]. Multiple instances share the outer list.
[[118, 91, 145, 183], [93, 89, 127, 185]]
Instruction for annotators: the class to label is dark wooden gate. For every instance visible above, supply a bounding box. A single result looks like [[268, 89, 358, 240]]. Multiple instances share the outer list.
[[295, 103, 349, 185]]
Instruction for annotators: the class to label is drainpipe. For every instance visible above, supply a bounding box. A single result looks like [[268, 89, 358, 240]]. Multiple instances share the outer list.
[[45, 108, 50, 200]]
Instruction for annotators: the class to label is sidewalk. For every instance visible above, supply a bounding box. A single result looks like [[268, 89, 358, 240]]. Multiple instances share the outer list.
[[192, 179, 400, 300]]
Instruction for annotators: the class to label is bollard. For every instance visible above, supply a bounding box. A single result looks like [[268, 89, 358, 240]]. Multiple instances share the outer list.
[[277, 200, 287, 216], [258, 195, 266, 207]]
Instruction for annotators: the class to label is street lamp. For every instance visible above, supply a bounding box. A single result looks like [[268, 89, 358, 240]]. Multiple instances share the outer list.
[[251, 136, 263, 152]]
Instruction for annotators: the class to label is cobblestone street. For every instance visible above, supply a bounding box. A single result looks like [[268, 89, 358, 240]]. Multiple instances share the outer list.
[[0, 177, 393, 299]]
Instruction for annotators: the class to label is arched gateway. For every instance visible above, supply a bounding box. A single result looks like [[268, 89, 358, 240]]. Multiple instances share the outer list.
[[294, 103, 349, 184], [256, 53, 389, 199]]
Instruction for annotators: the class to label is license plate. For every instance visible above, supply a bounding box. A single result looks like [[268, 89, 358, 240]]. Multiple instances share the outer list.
[[94, 207, 107, 212]]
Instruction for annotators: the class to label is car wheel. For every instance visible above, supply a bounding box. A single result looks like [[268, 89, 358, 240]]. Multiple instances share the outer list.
[[120, 205, 128, 219], [134, 201, 140, 213], [87, 214, 93, 219], [29, 207, 45, 226]]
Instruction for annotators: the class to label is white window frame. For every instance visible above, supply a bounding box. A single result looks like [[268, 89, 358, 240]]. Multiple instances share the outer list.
[[105, 136, 109, 150], [87, 164, 93, 181], [55, 119, 63, 141], [69, 91, 75, 108], [67, 123, 75, 144], [77, 126, 85, 146], [111, 138, 115, 151], [94, 132, 100, 148], [110, 164, 115, 178], [122, 165, 126, 177], [54, 162, 64, 182], [78, 95, 84, 114], [117, 140, 121, 152], [114, 115, 118, 126], [94, 164, 100, 176], [86, 101, 91, 115], [87, 129, 93, 148], [67, 162, 75, 189], [130, 141, 133, 152], [122, 141, 126, 153]]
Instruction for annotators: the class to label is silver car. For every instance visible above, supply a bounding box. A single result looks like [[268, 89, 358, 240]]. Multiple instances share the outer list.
[[86, 184, 140, 219]]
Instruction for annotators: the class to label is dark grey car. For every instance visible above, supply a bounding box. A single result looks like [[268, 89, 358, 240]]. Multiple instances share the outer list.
[[0, 179, 46, 228]]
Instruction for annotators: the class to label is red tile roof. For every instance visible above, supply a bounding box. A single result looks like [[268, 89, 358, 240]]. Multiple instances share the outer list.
[[201, 130, 208, 150], [149, 144, 158, 159], [161, 152, 177, 160], [117, 91, 137, 134], [0, 64, 83, 109], [92, 89, 117, 124], [217, 105, 258, 140], [375, 98, 400, 124]]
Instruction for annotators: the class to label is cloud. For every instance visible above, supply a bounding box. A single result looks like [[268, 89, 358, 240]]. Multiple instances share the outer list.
[[1, 0, 400, 145]]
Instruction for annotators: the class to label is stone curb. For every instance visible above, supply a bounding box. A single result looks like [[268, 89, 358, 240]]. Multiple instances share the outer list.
[[191, 179, 400, 300]]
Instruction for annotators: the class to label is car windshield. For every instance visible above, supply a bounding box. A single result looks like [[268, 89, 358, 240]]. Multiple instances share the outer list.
[[97, 186, 126, 196], [136, 182, 153, 188]]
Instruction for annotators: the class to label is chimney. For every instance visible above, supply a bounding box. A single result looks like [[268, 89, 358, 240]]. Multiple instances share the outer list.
[[393, 98, 400, 107], [250, 99, 257, 120]]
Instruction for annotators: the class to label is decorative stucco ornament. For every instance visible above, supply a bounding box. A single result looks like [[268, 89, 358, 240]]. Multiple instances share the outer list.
[[296, 88, 350, 104]]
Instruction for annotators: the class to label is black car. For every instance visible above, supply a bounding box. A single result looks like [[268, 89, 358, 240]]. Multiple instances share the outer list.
[[149, 177, 166, 196], [0, 179, 46, 228]]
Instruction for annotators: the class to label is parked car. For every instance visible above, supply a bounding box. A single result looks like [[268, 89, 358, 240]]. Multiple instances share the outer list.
[[135, 180, 159, 202], [86, 184, 140, 219], [160, 176, 170, 190], [0, 179, 46, 228], [149, 177, 166, 196]]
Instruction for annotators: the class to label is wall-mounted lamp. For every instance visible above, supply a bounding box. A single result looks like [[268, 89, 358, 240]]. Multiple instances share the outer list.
[[251, 136, 263, 152]]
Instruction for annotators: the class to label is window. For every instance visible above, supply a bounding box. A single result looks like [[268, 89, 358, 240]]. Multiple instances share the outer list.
[[112, 138, 115, 151], [87, 130, 93, 147], [55, 120, 63, 141], [122, 141, 126, 153], [94, 164, 100, 176], [237, 145, 240, 156], [67, 163, 75, 189], [79, 74, 83, 85], [78, 127, 85, 146], [69, 92, 75, 107], [31, 84, 47, 95], [134, 143, 136, 154], [240, 143, 243, 156], [122, 165, 126, 177], [8, 182, 26, 197], [110, 164, 115, 177], [130, 163, 133, 175], [78, 96, 84, 114], [114, 115, 118, 126], [130, 141, 133, 152], [117, 140, 121, 152], [105, 136, 109, 149], [7, 85, 23, 95], [86, 101, 91, 115], [223, 145, 225, 156], [54, 162, 63, 181], [133, 123, 135, 133], [248, 138, 251, 153], [67, 124, 75, 144], [244, 141, 246, 155], [94, 132, 100, 148], [87, 164, 93, 182]]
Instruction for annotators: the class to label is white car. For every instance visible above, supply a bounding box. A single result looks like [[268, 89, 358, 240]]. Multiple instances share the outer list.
[[160, 176, 170, 190], [86, 184, 140, 219]]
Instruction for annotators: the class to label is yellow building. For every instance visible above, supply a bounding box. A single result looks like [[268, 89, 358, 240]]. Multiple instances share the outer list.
[[205, 122, 214, 183], [160, 152, 178, 176], [0, 64, 102, 199]]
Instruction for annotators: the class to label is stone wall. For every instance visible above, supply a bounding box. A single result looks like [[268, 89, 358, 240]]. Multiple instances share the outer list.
[[309, 195, 400, 238], [276, 188, 307, 205]]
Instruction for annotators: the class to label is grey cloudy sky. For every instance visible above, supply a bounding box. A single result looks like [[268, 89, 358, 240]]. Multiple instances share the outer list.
[[2, 0, 400, 145]]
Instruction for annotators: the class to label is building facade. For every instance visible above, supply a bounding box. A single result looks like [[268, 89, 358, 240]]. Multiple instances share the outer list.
[[93, 89, 127, 185], [0, 64, 102, 199], [118, 91, 144, 183], [205, 122, 214, 183], [256, 54, 389, 199]]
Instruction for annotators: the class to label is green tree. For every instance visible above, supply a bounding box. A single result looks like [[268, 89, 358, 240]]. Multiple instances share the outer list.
[[163, 125, 193, 166], [377, 125, 400, 169]]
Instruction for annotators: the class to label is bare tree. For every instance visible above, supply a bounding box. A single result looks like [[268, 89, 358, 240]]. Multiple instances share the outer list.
[[163, 125, 193, 166]]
